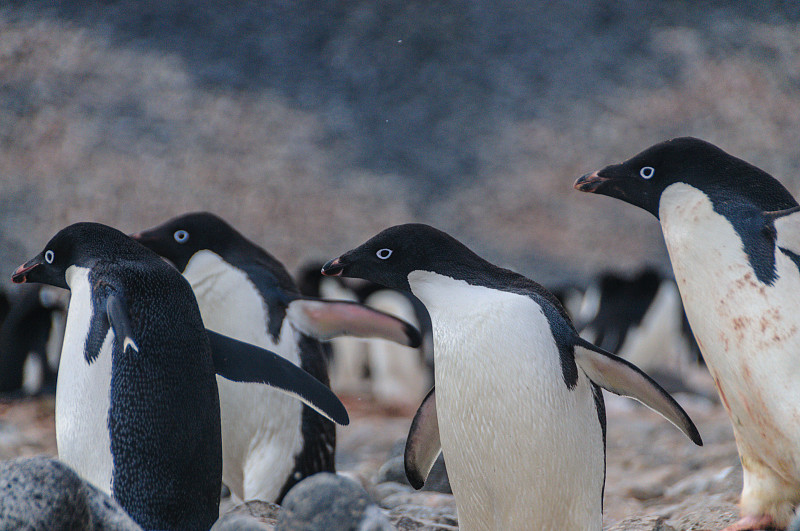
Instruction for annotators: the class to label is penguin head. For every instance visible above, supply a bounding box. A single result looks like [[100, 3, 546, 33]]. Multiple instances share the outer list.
[[12, 222, 140, 289], [573, 136, 794, 217], [322, 223, 478, 291], [132, 212, 236, 272]]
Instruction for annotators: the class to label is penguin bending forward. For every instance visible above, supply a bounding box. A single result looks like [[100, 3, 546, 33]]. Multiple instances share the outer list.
[[11, 222, 348, 531], [133, 212, 422, 502], [322, 224, 702, 531], [575, 136, 800, 530]]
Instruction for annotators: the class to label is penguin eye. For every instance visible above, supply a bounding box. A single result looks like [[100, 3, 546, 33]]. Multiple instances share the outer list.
[[376, 248, 393, 260], [44, 250, 55, 264], [173, 230, 189, 243], [639, 166, 655, 179]]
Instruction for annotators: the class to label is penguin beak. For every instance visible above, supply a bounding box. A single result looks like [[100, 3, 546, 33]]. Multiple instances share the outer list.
[[321, 257, 345, 277], [574, 170, 610, 193], [11, 258, 42, 284]]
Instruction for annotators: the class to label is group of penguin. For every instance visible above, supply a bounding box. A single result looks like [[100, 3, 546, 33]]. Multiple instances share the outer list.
[[8, 136, 800, 531]]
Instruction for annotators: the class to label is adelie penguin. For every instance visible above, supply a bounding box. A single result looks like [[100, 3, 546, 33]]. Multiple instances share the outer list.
[[322, 224, 702, 530], [132, 212, 423, 502], [11, 222, 349, 531], [575, 136, 800, 531]]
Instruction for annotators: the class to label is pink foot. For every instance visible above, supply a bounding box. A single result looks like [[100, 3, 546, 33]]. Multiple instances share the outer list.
[[721, 514, 780, 531]]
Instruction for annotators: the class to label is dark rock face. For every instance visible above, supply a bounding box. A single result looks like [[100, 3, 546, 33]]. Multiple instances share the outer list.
[[276, 472, 392, 531], [0, 455, 140, 530]]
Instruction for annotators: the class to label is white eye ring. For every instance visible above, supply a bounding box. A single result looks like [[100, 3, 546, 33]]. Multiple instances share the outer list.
[[376, 248, 393, 260], [640, 166, 655, 179], [173, 230, 189, 243], [44, 250, 54, 264]]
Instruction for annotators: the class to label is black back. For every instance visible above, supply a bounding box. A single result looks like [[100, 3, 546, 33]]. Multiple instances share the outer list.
[[582, 269, 662, 353], [135, 213, 336, 500], [16, 222, 223, 530]]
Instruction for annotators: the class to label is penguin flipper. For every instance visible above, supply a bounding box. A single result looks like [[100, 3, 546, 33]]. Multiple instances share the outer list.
[[106, 294, 139, 354], [766, 206, 800, 254], [404, 386, 441, 489], [285, 296, 422, 347], [206, 329, 349, 426], [573, 336, 703, 446]]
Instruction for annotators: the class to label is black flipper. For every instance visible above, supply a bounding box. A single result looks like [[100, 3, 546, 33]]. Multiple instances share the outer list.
[[766, 206, 800, 258], [206, 329, 349, 426], [573, 336, 702, 446], [404, 387, 441, 489], [106, 294, 139, 354]]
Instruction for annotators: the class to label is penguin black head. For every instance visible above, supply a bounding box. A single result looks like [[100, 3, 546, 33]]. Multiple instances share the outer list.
[[12, 222, 146, 289], [132, 212, 238, 272], [574, 137, 796, 217], [322, 223, 482, 291]]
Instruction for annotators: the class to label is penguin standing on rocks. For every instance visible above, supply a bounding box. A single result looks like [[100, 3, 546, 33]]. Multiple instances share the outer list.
[[133, 212, 422, 503], [12, 222, 348, 530], [575, 136, 800, 530], [322, 223, 701, 531]]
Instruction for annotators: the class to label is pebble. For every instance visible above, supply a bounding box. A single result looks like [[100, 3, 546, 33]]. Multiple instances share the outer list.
[[276, 472, 392, 531], [0, 455, 140, 530]]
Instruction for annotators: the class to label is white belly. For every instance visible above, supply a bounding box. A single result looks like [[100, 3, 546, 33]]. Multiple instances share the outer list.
[[660, 183, 800, 485], [183, 250, 303, 502], [56, 266, 114, 494], [409, 271, 604, 531]]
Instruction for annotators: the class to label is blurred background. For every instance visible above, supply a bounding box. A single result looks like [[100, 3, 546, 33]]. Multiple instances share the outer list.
[[2, 1, 800, 286]]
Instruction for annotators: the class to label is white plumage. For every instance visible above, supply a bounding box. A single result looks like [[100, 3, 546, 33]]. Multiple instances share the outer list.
[[407, 270, 604, 531]]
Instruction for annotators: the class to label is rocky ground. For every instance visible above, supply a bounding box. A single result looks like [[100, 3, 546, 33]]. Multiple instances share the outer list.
[[0, 368, 747, 530]]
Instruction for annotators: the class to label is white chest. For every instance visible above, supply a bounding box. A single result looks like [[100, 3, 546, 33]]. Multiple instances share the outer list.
[[408, 271, 603, 530], [182, 250, 304, 502], [659, 184, 800, 473], [56, 266, 114, 494]]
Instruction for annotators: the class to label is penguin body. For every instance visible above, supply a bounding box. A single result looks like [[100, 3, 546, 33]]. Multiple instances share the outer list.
[[409, 270, 605, 530], [576, 137, 800, 529], [322, 223, 701, 531], [181, 249, 311, 502], [134, 213, 421, 502], [12, 222, 348, 530]]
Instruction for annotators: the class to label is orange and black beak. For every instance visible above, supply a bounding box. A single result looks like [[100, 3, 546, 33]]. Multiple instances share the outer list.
[[573, 170, 610, 193], [321, 257, 345, 277], [11, 257, 43, 284]]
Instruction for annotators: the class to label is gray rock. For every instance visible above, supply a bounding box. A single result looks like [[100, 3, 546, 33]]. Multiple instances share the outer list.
[[0, 455, 140, 530], [277, 472, 388, 531], [370, 482, 414, 505], [213, 500, 281, 530], [212, 512, 273, 531], [376, 454, 451, 495], [356, 505, 394, 531]]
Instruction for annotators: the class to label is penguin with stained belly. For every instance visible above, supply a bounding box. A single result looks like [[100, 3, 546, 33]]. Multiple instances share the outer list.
[[575, 136, 800, 530], [12, 222, 348, 530], [133, 212, 422, 502], [322, 223, 702, 531]]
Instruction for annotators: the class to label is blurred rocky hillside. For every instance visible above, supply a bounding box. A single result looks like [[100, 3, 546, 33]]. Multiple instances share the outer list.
[[2, 1, 800, 286]]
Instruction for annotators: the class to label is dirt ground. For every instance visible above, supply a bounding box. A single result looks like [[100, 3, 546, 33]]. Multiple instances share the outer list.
[[0, 369, 744, 530]]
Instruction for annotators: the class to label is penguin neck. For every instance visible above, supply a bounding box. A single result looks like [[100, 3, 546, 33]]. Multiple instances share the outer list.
[[65, 265, 92, 292], [407, 269, 517, 318]]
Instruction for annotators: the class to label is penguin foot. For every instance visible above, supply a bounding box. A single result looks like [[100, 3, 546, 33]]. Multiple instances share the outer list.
[[721, 514, 780, 530]]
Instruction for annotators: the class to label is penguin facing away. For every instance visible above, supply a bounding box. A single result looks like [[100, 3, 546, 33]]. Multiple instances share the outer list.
[[132, 212, 422, 502], [11, 222, 348, 531], [575, 136, 800, 530], [322, 223, 701, 531]]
